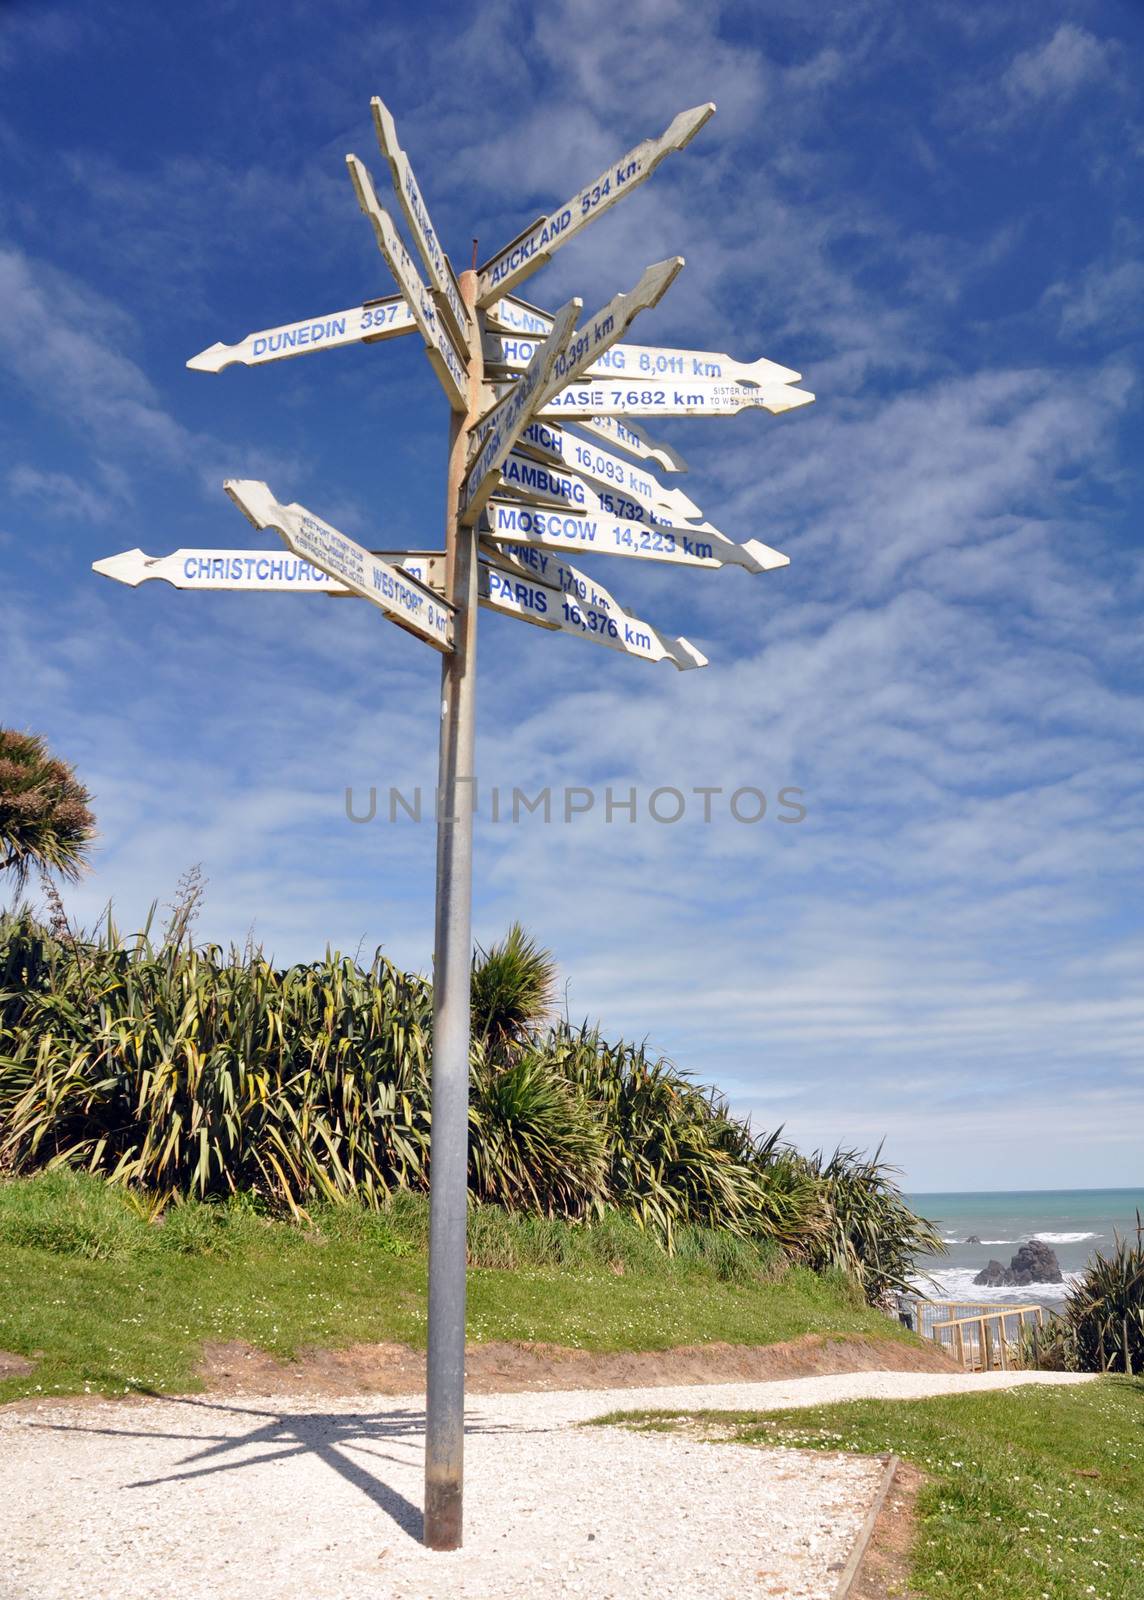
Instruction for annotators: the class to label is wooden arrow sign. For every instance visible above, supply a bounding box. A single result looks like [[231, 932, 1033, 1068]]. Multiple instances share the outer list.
[[512, 420, 702, 523], [479, 543, 706, 670], [346, 155, 469, 412], [497, 449, 701, 532], [484, 325, 801, 388], [186, 297, 416, 372], [476, 103, 714, 304], [92, 547, 446, 595], [568, 414, 689, 473], [461, 296, 582, 521], [537, 377, 816, 419], [482, 500, 788, 573], [545, 257, 684, 396], [224, 480, 454, 650], [370, 96, 471, 347]]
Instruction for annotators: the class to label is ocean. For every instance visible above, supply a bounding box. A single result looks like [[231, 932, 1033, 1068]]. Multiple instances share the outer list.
[[904, 1187, 1144, 1312]]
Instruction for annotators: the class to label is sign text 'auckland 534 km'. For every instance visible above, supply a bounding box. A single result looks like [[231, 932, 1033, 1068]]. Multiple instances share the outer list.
[[94, 94, 815, 1551]]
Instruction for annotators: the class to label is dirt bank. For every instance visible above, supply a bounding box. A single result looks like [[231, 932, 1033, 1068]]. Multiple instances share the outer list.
[[196, 1330, 960, 1397]]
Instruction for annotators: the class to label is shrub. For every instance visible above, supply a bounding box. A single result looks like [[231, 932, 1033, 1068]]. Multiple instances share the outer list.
[[0, 912, 942, 1300]]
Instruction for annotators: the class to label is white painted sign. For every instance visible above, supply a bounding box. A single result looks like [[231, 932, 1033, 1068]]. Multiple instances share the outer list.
[[91, 547, 446, 595], [461, 297, 582, 521], [545, 257, 684, 394], [479, 544, 706, 670], [513, 420, 702, 522], [483, 295, 554, 337], [371, 96, 471, 346], [497, 449, 700, 532], [224, 480, 454, 650], [483, 500, 788, 573], [484, 327, 801, 388], [476, 103, 715, 304], [346, 155, 469, 412], [536, 378, 816, 418], [186, 298, 415, 372], [571, 414, 688, 473]]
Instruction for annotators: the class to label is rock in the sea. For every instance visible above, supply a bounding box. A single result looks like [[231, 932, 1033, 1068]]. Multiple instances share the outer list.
[[1008, 1239, 1063, 1284], [973, 1239, 1063, 1288], [965, 1235, 982, 1245]]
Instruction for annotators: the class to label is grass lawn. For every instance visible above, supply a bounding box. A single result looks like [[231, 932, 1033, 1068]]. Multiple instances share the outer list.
[[599, 1380, 1144, 1600], [0, 1171, 907, 1403]]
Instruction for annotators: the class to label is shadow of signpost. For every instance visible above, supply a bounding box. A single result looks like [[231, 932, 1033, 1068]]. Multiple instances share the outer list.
[[30, 1394, 533, 1542]]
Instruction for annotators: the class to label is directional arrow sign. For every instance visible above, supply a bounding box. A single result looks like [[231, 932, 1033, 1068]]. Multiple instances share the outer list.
[[513, 420, 701, 522], [371, 96, 471, 347], [347, 155, 469, 412], [461, 296, 582, 522], [92, 547, 446, 595], [224, 480, 454, 650], [482, 295, 554, 336], [187, 297, 415, 372], [538, 378, 816, 419], [476, 103, 715, 304], [497, 449, 699, 532], [570, 414, 688, 473], [484, 327, 801, 387], [545, 257, 684, 395], [483, 500, 788, 573], [479, 544, 706, 670]]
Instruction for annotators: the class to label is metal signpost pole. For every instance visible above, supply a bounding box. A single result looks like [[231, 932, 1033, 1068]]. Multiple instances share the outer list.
[[425, 269, 481, 1551], [100, 92, 818, 1554]]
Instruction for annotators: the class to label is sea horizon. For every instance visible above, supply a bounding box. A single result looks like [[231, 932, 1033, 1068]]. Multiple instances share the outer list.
[[904, 1185, 1144, 1312]]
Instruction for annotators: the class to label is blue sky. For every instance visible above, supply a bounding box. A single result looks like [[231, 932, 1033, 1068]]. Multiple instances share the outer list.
[[1, 0, 1141, 1191]]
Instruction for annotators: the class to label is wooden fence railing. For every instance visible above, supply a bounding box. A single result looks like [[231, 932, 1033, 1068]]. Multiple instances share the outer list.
[[906, 1298, 1046, 1371]]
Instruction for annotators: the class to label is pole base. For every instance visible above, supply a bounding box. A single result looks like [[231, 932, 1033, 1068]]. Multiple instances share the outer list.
[[424, 1477, 463, 1550]]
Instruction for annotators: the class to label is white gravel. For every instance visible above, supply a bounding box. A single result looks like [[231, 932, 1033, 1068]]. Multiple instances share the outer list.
[[0, 1370, 1092, 1600]]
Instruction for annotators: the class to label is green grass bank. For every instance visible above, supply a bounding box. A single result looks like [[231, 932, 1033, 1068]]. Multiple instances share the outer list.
[[0, 1171, 910, 1404], [601, 1380, 1144, 1600]]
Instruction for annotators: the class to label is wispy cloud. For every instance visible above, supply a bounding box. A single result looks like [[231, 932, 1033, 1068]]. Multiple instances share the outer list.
[[2, 0, 1141, 1189], [1001, 22, 1114, 110]]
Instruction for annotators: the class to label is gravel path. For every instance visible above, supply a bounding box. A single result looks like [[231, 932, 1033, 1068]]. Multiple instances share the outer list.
[[0, 1370, 1092, 1600]]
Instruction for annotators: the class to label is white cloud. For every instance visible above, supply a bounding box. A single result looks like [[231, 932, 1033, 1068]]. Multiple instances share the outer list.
[[7, 463, 127, 524], [1001, 22, 1113, 109], [1046, 254, 1144, 339]]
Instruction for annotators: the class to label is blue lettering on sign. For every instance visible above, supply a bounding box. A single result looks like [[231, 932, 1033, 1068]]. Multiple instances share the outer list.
[[545, 387, 603, 411], [501, 456, 585, 505], [494, 506, 598, 545], [487, 569, 549, 616], [249, 317, 350, 358], [520, 421, 563, 458], [489, 209, 574, 286], [497, 303, 550, 335], [510, 546, 549, 578]]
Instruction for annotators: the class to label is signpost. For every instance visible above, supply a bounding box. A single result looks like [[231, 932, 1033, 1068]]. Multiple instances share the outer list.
[[480, 544, 706, 670], [484, 327, 802, 388], [536, 376, 816, 418], [371, 97, 471, 347], [497, 442, 703, 527], [347, 154, 469, 411], [223, 480, 454, 650], [92, 547, 446, 594], [482, 499, 788, 572], [568, 413, 689, 473], [187, 297, 416, 372], [108, 93, 815, 1555], [475, 104, 714, 303]]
